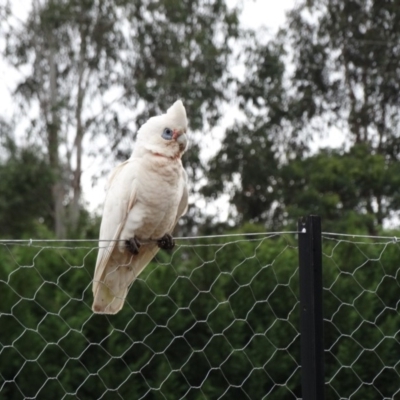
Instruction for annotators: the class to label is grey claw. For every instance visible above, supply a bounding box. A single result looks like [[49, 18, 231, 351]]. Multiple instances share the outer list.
[[126, 237, 141, 255], [157, 233, 175, 250]]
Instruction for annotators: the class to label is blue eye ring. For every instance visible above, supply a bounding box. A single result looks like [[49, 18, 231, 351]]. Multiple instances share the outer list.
[[162, 127, 173, 140]]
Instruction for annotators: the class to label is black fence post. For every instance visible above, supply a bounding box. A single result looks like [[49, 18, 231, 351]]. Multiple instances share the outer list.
[[298, 215, 325, 400]]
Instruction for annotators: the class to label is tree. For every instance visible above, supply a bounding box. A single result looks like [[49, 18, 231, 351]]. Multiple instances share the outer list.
[[0, 135, 54, 238], [283, 0, 400, 229], [287, 0, 400, 155], [279, 145, 400, 234], [202, 39, 290, 229], [3, 0, 126, 237], [204, 0, 400, 232], [1, 0, 240, 237]]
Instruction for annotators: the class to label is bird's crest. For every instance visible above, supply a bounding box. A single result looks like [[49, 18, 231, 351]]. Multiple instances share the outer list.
[[166, 100, 187, 129]]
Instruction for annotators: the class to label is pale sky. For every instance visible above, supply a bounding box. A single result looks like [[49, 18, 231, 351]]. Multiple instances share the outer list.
[[237, 0, 296, 31]]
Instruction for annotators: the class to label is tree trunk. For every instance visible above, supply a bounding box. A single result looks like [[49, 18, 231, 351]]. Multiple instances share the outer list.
[[68, 27, 87, 233], [48, 44, 65, 238], [69, 130, 82, 233]]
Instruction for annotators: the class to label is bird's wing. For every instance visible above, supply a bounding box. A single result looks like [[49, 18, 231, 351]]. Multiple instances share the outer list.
[[92, 160, 137, 297], [174, 168, 189, 226]]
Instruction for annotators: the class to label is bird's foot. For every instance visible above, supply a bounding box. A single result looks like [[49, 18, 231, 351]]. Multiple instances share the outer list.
[[157, 233, 175, 250], [125, 237, 141, 255]]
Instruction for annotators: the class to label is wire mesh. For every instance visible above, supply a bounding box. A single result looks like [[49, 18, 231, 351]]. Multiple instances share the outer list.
[[2, 232, 399, 399], [0, 233, 301, 400], [322, 234, 400, 400]]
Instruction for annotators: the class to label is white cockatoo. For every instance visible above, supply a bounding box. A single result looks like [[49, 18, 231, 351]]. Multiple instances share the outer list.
[[92, 100, 189, 314]]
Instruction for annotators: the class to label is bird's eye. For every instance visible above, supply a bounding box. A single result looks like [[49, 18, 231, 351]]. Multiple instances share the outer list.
[[162, 127, 173, 140]]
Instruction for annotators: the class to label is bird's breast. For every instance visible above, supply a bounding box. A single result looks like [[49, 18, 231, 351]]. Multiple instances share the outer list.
[[131, 158, 185, 239]]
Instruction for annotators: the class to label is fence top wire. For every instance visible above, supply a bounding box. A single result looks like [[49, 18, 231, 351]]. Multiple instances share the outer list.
[[1, 230, 399, 245], [322, 232, 400, 241], [0, 231, 301, 244]]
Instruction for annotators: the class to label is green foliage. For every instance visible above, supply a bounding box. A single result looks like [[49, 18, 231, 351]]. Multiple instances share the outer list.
[[0, 240, 96, 399], [205, 137, 400, 232], [279, 144, 400, 233], [0, 143, 54, 238], [0, 137, 100, 239], [203, 121, 280, 227]]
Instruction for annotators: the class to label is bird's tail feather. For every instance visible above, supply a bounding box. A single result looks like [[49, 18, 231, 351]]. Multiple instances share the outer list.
[[92, 282, 127, 314], [92, 244, 160, 314]]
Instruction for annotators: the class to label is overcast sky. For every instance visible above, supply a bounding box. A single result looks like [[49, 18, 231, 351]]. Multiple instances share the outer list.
[[237, 0, 295, 30]]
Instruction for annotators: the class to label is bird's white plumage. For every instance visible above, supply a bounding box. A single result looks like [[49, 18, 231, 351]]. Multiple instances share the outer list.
[[92, 100, 189, 314]]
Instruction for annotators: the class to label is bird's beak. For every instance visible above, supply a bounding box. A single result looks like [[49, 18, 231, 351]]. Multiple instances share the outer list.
[[172, 129, 182, 140], [174, 129, 188, 152]]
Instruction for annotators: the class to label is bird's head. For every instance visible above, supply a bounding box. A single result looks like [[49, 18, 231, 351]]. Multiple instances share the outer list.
[[135, 100, 188, 159]]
